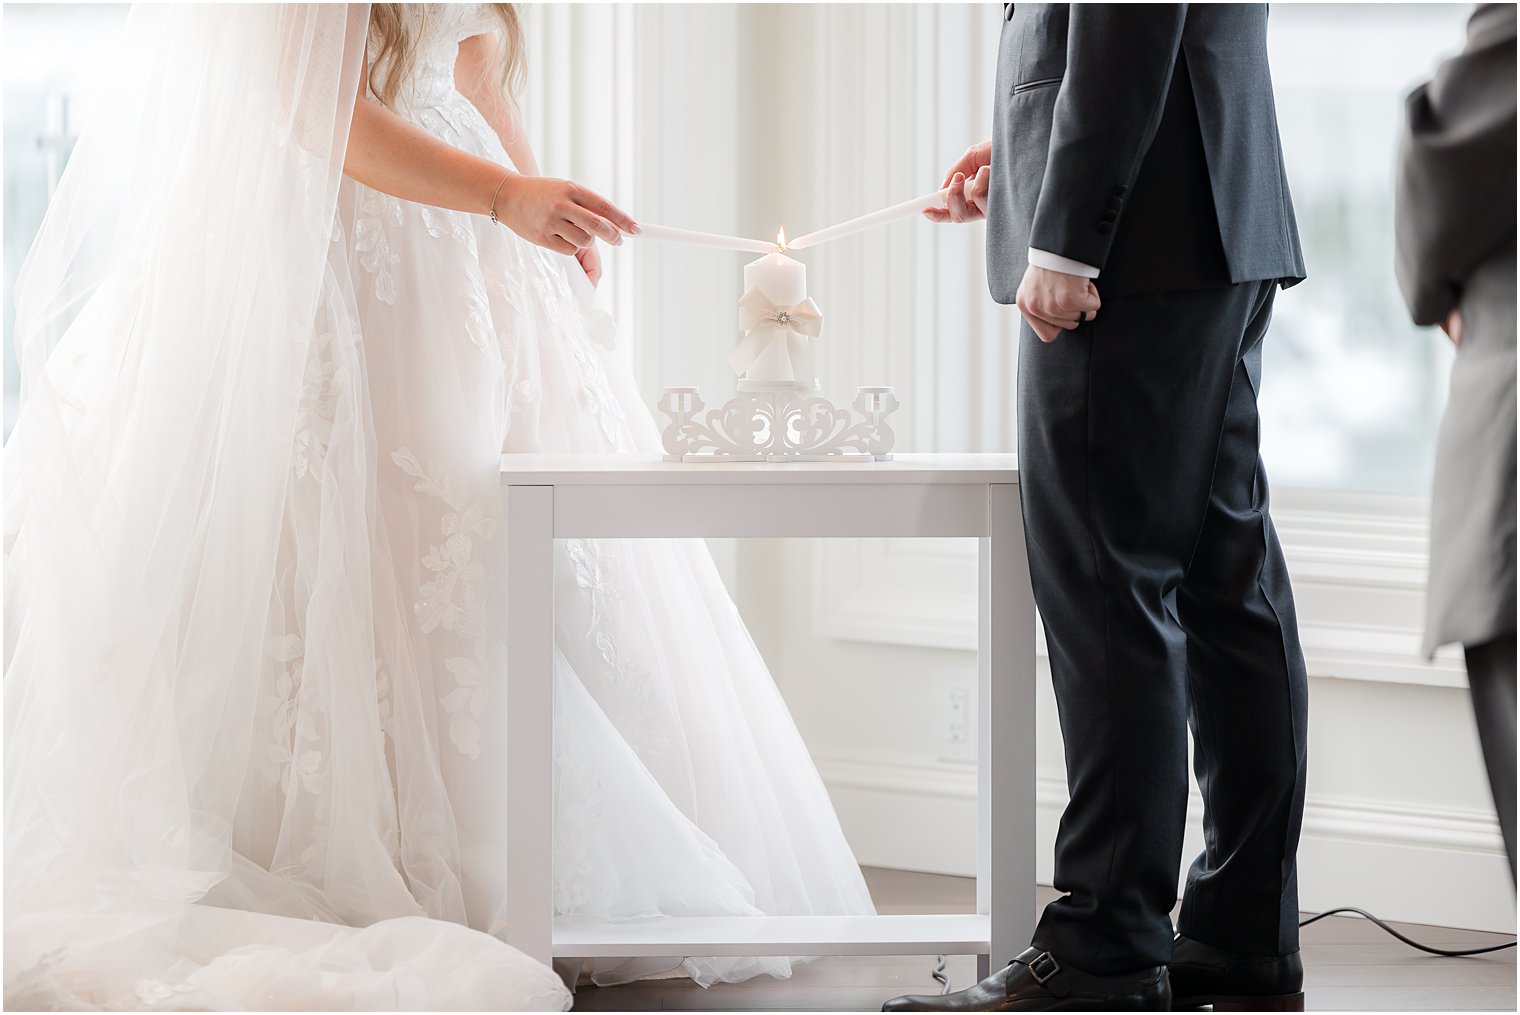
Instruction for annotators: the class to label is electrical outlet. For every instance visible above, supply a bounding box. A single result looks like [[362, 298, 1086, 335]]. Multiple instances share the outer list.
[[937, 669, 979, 764]]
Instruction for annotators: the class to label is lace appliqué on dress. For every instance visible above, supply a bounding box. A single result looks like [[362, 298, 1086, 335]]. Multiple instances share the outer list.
[[374, 656, 396, 742], [355, 192, 404, 304], [564, 540, 669, 758], [565, 539, 619, 670], [263, 633, 327, 797], [293, 328, 341, 479], [390, 447, 498, 759], [418, 203, 478, 253], [414, 204, 495, 357]]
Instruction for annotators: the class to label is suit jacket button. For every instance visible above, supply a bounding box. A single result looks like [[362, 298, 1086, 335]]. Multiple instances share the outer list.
[[1097, 222, 1113, 234], [1112, 185, 1128, 196], [1106, 197, 1122, 210], [1101, 212, 1117, 223]]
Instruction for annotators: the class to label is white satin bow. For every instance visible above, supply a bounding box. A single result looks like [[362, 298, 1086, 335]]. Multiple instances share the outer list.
[[729, 286, 824, 378]]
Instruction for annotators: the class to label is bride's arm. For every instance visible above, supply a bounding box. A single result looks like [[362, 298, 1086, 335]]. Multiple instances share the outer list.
[[452, 33, 608, 283], [455, 33, 538, 176], [342, 56, 633, 255]]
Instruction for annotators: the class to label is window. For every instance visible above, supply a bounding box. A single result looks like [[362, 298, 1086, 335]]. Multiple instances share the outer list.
[[1260, 3, 1471, 494], [3, 3, 129, 437]]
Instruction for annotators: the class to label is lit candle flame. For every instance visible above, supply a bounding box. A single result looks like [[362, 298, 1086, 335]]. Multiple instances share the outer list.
[[776, 227, 787, 252]]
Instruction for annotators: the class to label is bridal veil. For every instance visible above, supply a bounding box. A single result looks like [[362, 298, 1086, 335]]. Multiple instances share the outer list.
[[4, 4, 571, 1008]]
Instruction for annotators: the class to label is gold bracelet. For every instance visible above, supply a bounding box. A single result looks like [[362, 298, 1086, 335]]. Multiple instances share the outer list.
[[488, 173, 511, 225]]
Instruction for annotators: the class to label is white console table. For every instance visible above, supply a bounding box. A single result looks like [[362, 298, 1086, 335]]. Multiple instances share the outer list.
[[499, 452, 1035, 980]]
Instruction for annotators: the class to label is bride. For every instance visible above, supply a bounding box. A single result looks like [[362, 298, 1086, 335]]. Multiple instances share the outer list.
[[4, 4, 873, 1009]]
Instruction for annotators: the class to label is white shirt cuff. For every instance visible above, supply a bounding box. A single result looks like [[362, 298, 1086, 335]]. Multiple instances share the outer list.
[[1028, 248, 1101, 279]]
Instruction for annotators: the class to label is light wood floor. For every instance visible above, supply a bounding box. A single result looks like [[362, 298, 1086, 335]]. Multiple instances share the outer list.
[[570, 867, 1517, 1011]]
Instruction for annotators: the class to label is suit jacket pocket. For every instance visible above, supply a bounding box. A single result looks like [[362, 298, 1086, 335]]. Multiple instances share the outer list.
[[1012, 76, 1062, 95]]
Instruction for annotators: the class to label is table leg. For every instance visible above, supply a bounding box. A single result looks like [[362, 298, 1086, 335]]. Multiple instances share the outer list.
[[978, 482, 1036, 978], [504, 484, 555, 965]]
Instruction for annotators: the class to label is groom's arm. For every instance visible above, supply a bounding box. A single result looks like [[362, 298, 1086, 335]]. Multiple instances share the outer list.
[[1027, 4, 1189, 273]]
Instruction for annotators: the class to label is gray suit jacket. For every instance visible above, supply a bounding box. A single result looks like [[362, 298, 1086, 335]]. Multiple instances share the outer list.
[[987, 4, 1305, 300], [1394, 3, 1517, 654]]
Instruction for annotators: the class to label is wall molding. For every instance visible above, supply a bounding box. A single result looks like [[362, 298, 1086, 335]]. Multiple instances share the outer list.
[[814, 490, 1467, 688], [816, 751, 1515, 933]]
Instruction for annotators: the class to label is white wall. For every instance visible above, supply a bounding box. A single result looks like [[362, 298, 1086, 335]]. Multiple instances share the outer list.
[[759, 495, 1513, 934], [526, 3, 1513, 933]]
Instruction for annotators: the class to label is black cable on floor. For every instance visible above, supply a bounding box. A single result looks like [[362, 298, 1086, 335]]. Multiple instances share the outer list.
[[1299, 906, 1517, 958], [927, 907, 1516, 994], [931, 954, 951, 994]]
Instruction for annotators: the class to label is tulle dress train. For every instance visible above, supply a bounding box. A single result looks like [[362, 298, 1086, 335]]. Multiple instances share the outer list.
[[4, 4, 873, 1009]]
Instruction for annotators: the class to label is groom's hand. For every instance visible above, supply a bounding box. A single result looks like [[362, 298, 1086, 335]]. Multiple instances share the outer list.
[[1015, 265, 1101, 343], [924, 141, 992, 224]]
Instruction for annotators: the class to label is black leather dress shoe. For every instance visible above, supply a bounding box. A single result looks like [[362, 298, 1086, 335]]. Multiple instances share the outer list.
[[1168, 934, 1304, 1011], [882, 947, 1170, 1011]]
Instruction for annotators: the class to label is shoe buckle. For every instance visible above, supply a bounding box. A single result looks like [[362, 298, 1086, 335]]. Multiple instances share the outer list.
[[1027, 951, 1061, 985]]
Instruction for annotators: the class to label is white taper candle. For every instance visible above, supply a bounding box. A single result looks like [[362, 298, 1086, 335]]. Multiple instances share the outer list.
[[785, 188, 951, 251], [636, 223, 778, 255]]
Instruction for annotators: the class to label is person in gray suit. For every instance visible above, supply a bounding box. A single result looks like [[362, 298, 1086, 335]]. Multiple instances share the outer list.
[[1394, 3, 1517, 885], [888, 5, 1309, 1011]]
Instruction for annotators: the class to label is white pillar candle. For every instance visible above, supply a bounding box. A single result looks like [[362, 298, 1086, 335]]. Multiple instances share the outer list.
[[739, 244, 812, 387], [743, 247, 808, 307]]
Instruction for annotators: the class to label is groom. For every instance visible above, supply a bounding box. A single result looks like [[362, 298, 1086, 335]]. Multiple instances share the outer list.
[[888, 5, 1309, 1011]]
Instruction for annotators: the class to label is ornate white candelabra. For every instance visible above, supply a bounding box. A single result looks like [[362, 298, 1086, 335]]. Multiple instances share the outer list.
[[645, 196, 948, 464], [659, 383, 898, 462]]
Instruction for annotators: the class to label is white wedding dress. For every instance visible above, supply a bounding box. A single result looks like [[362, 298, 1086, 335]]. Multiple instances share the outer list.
[[4, 5, 872, 1010]]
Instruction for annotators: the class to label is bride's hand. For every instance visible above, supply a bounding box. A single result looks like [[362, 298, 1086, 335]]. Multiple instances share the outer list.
[[495, 175, 639, 256], [576, 244, 602, 286]]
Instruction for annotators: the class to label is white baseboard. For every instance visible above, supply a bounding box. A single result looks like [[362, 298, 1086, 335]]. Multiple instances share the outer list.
[[817, 753, 1515, 934]]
